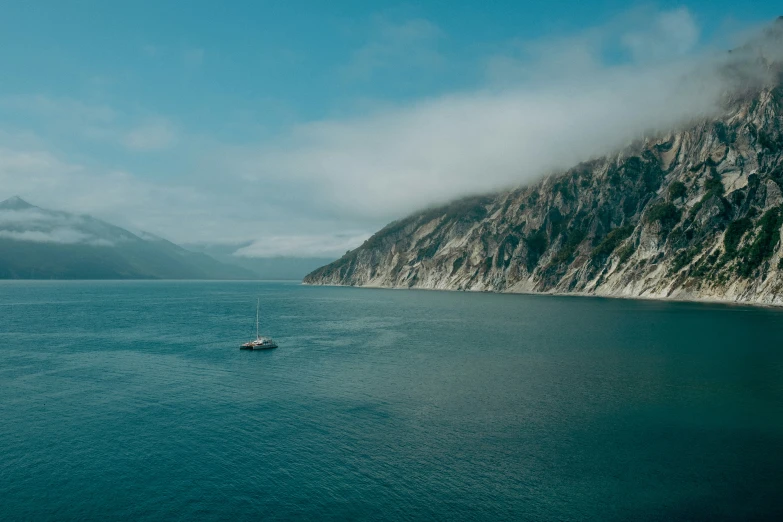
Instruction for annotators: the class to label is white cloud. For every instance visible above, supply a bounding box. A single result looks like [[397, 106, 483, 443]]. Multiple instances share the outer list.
[[343, 17, 445, 80], [0, 145, 362, 255], [0, 147, 199, 236], [0, 227, 112, 246], [0, 208, 117, 246], [230, 8, 779, 224], [485, 6, 702, 84], [0, 208, 62, 225], [233, 232, 371, 258], [0, 8, 780, 259], [0, 95, 116, 123], [122, 119, 178, 150], [0, 96, 181, 151], [621, 7, 700, 61]]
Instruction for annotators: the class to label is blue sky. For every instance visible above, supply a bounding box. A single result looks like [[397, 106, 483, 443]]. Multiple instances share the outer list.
[[0, 2, 780, 257]]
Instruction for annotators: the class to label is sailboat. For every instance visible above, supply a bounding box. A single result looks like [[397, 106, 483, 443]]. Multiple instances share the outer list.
[[240, 299, 278, 350]]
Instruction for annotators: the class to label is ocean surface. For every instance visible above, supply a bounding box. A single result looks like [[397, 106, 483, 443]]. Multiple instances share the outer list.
[[1, 281, 782, 521]]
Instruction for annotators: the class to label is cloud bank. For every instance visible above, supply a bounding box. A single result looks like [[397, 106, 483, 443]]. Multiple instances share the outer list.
[[0, 208, 116, 246], [0, 228, 113, 246], [235, 8, 779, 222], [233, 231, 373, 258], [0, 8, 781, 257]]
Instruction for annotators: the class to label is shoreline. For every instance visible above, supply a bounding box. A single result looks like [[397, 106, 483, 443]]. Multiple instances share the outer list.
[[301, 281, 783, 310]]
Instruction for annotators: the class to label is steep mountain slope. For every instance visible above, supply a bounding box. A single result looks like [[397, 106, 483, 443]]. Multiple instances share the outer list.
[[0, 198, 257, 279], [305, 32, 783, 305]]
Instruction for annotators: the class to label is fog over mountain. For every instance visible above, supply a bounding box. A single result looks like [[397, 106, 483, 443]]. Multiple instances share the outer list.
[[226, 10, 783, 221], [1, 7, 780, 258], [305, 18, 783, 306], [0, 197, 257, 279], [0, 196, 136, 247]]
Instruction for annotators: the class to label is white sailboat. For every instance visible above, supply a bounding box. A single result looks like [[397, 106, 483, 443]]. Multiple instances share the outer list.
[[240, 298, 278, 350]]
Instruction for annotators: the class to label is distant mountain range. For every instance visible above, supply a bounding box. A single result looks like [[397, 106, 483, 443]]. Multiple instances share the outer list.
[[182, 242, 335, 281], [0, 197, 259, 280]]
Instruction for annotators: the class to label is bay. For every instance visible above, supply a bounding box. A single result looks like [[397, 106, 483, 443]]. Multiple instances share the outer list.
[[1, 281, 782, 520]]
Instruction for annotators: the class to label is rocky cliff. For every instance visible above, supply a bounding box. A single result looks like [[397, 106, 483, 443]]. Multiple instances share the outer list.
[[305, 24, 783, 306]]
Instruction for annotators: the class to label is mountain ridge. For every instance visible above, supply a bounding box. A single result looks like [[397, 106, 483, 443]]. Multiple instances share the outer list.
[[0, 196, 35, 210], [0, 197, 258, 280], [304, 33, 783, 306]]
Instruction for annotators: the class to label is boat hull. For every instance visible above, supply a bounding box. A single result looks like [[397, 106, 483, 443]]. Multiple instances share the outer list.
[[240, 343, 278, 350]]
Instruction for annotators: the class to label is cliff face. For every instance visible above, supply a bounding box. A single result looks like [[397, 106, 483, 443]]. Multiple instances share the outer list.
[[305, 48, 783, 306]]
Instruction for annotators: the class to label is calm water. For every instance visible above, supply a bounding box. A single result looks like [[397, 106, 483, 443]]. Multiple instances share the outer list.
[[1, 281, 782, 521]]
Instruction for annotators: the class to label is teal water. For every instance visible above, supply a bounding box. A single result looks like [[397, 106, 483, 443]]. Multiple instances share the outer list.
[[1, 281, 782, 521]]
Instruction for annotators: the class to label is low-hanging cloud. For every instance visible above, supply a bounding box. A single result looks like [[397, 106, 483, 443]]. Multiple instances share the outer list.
[[0, 8, 781, 259], [233, 231, 373, 258], [0, 208, 117, 246], [236, 8, 781, 223], [0, 227, 113, 246]]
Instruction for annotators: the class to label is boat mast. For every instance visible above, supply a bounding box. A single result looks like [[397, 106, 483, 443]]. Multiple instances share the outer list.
[[256, 298, 260, 340]]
